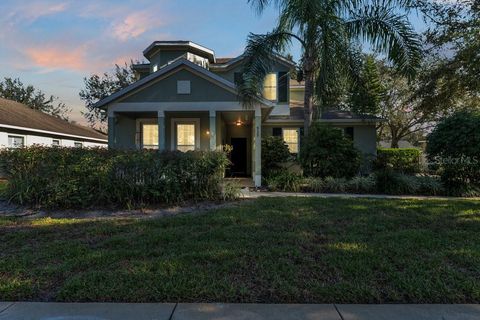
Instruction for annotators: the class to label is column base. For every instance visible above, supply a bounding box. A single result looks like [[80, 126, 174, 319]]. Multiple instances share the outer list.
[[254, 175, 262, 188]]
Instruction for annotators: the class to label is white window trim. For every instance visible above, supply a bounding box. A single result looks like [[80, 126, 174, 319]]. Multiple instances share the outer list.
[[74, 142, 83, 148], [8, 134, 26, 148], [52, 139, 62, 146], [282, 127, 300, 154], [170, 118, 201, 151], [136, 118, 159, 149]]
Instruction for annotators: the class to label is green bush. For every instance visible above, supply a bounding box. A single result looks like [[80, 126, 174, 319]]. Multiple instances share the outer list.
[[266, 169, 302, 192], [0, 146, 230, 208], [323, 177, 348, 193], [427, 110, 480, 196], [347, 175, 376, 194], [262, 136, 291, 177], [375, 148, 421, 174], [300, 123, 361, 178], [416, 175, 445, 196], [302, 177, 324, 192]]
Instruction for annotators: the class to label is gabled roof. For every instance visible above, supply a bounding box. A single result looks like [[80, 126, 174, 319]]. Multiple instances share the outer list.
[[94, 58, 275, 108], [0, 98, 107, 141], [210, 53, 296, 70]]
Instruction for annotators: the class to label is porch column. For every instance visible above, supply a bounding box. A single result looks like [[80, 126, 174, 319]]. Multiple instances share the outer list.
[[108, 114, 116, 149], [254, 107, 262, 187], [209, 110, 216, 151], [157, 110, 166, 151]]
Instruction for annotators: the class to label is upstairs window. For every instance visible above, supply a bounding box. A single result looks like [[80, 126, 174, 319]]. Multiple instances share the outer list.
[[263, 73, 277, 101], [52, 139, 60, 146], [74, 142, 83, 148]]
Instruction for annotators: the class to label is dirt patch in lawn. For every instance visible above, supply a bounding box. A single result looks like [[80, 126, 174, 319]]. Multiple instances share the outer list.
[[0, 198, 251, 220]]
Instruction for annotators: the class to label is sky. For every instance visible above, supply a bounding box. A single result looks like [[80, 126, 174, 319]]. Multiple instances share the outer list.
[[0, 0, 427, 125]]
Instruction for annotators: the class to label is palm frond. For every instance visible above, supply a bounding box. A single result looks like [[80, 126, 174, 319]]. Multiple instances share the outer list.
[[346, 4, 422, 78], [239, 30, 295, 107]]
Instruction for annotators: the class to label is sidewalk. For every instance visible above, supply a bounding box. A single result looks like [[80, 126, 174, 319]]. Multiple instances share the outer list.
[[1, 302, 480, 319], [240, 189, 480, 201]]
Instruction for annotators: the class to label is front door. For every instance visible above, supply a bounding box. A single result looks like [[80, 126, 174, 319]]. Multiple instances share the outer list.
[[230, 138, 247, 176]]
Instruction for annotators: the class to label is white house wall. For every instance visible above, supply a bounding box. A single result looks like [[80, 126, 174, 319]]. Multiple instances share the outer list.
[[0, 130, 107, 149]]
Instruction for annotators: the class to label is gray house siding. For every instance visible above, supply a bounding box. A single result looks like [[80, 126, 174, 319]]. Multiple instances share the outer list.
[[114, 114, 137, 149], [121, 69, 238, 103], [214, 61, 291, 83], [352, 125, 377, 156]]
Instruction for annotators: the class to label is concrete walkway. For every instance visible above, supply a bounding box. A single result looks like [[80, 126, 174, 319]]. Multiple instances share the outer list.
[[240, 189, 480, 201], [1, 302, 480, 320]]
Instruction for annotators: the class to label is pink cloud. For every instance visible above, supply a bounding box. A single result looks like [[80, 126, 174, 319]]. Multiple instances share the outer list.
[[24, 45, 89, 72], [111, 10, 166, 41], [4, 1, 68, 25]]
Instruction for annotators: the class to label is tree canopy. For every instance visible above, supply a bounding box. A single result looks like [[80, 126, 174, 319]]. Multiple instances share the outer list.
[[0, 77, 71, 121]]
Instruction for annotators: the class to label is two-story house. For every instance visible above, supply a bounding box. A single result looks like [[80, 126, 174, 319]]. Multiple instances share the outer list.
[[95, 41, 380, 187]]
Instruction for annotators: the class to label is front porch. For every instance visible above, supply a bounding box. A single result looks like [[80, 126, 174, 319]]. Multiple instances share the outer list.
[[108, 107, 264, 186]]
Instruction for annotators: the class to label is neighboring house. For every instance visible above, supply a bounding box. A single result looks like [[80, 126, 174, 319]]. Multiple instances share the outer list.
[[95, 40, 381, 186], [0, 98, 108, 149]]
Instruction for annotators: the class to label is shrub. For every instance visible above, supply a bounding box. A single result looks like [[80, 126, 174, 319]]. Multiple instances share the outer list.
[[221, 179, 243, 201], [266, 169, 302, 192], [416, 175, 444, 196], [261, 136, 291, 177], [427, 110, 480, 195], [347, 175, 376, 194], [375, 148, 421, 174], [0, 146, 230, 208], [300, 123, 361, 178], [302, 177, 324, 192], [322, 177, 348, 193]]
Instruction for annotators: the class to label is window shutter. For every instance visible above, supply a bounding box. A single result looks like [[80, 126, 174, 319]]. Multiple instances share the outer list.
[[345, 127, 354, 140], [278, 72, 288, 103], [272, 128, 283, 137], [234, 72, 243, 86]]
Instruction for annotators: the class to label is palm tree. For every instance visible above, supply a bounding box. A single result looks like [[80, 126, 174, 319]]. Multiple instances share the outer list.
[[239, 0, 421, 135]]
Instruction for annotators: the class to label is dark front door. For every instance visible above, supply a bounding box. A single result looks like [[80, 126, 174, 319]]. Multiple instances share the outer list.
[[230, 138, 247, 176]]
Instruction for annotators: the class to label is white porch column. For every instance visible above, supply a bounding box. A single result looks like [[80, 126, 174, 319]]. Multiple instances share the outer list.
[[157, 110, 166, 151], [209, 110, 216, 151], [108, 114, 116, 149], [254, 107, 262, 187]]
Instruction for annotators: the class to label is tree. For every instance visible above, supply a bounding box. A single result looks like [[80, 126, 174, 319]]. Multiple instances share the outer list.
[[0, 77, 71, 120], [415, 0, 480, 110], [80, 62, 137, 129], [349, 55, 384, 115], [238, 0, 422, 135]]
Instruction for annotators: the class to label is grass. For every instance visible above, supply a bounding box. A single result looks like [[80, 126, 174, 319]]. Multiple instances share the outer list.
[[1, 197, 480, 303]]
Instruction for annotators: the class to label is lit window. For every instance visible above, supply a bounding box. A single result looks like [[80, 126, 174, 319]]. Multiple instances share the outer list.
[[176, 124, 196, 152], [263, 73, 277, 101], [141, 123, 158, 149], [74, 142, 83, 148], [152, 64, 158, 72], [8, 135, 24, 148], [283, 129, 299, 153], [52, 139, 60, 146]]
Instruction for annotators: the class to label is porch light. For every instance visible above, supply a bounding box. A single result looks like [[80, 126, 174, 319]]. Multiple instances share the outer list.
[[236, 120, 242, 126], [206, 130, 210, 135]]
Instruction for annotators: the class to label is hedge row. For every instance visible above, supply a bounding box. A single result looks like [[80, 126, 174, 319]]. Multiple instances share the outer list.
[[375, 148, 421, 174], [0, 147, 230, 208]]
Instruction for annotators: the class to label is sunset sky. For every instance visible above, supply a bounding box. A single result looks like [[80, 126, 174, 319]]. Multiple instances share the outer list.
[[0, 0, 426, 125]]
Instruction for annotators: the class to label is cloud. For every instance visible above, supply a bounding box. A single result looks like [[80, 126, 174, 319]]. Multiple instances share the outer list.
[[24, 44, 89, 72], [3, 1, 68, 25], [110, 10, 167, 41]]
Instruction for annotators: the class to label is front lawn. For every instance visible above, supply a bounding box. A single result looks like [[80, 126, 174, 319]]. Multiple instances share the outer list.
[[1, 197, 479, 303]]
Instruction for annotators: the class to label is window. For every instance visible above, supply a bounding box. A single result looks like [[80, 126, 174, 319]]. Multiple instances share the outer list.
[[8, 135, 24, 148], [263, 73, 277, 101], [141, 123, 158, 149], [52, 139, 60, 146], [272, 127, 283, 137], [74, 142, 83, 148], [177, 80, 191, 94], [152, 64, 158, 72], [282, 129, 299, 153], [176, 123, 196, 152], [278, 71, 288, 103]]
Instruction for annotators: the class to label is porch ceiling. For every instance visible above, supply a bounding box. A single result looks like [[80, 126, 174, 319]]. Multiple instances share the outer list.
[[220, 111, 254, 126]]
